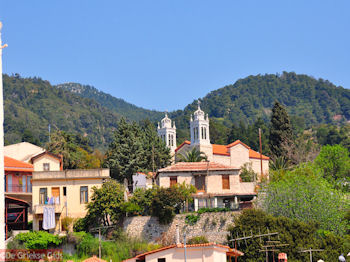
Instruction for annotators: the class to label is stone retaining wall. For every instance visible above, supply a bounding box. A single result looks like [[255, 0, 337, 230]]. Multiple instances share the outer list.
[[123, 211, 240, 245]]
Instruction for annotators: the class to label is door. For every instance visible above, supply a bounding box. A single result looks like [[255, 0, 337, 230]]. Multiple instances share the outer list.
[[52, 187, 60, 204]]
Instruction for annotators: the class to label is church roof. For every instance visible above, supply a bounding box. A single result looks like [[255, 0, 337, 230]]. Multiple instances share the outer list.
[[157, 161, 239, 173], [175, 140, 269, 160]]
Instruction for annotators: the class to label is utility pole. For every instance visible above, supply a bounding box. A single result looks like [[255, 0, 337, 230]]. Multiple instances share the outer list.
[[259, 128, 263, 181], [184, 232, 187, 262], [0, 21, 8, 251], [299, 248, 324, 262]]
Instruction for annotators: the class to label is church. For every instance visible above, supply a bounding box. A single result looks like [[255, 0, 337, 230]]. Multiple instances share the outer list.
[[156, 103, 269, 210], [157, 103, 269, 177]]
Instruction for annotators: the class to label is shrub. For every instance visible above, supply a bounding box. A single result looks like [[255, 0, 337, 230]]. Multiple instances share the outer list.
[[240, 163, 257, 182], [15, 231, 62, 249], [185, 214, 200, 225], [61, 216, 75, 232], [187, 236, 209, 244], [152, 184, 195, 224], [197, 207, 230, 214], [73, 217, 89, 232]]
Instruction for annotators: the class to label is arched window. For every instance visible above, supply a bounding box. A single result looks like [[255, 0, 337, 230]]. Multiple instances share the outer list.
[[204, 127, 207, 139]]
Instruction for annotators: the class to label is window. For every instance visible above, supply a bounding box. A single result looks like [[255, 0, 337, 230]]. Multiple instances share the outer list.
[[39, 188, 47, 204], [80, 186, 88, 204], [204, 127, 207, 139], [27, 176, 32, 193], [195, 175, 205, 192], [222, 175, 230, 189], [170, 176, 177, 187], [158, 259, 166, 262], [43, 163, 50, 171], [168, 134, 171, 146], [63, 187, 67, 196], [201, 127, 204, 139]]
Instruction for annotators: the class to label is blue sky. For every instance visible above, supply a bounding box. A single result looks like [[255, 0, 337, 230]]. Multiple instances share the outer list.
[[1, 1, 349, 111]]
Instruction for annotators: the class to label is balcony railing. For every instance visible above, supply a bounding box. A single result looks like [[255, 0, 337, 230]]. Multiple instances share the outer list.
[[5, 184, 32, 193], [33, 204, 62, 214]]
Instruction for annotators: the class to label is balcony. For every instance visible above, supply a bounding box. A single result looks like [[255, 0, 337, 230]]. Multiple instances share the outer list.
[[5, 184, 32, 194], [33, 204, 63, 214]]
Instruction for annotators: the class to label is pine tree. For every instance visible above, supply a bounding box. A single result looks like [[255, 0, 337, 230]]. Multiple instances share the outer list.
[[269, 101, 293, 158], [103, 118, 147, 189], [141, 120, 171, 172]]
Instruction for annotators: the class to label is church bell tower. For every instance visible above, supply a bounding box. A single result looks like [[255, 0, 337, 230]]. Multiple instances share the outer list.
[[157, 113, 177, 155]]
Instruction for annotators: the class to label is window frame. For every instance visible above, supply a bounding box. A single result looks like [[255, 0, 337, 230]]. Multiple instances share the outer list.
[[43, 163, 50, 171], [39, 188, 47, 204], [222, 175, 230, 190], [80, 186, 88, 204]]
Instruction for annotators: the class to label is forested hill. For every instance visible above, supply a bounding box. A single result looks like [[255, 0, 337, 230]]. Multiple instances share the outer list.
[[4, 72, 350, 150], [55, 83, 163, 122], [170, 72, 350, 132], [3, 74, 120, 149]]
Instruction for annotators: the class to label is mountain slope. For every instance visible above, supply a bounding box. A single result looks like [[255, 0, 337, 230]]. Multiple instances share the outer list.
[[170, 72, 350, 131], [4, 72, 350, 150], [4, 74, 120, 149], [55, 83, 163, 122]]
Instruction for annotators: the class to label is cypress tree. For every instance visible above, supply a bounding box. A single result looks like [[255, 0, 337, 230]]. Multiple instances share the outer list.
[[269, 101, 293, 158]]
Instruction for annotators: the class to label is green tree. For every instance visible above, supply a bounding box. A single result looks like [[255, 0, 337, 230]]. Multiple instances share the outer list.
[[151, 183, 196, 224], [262, 164, 349, 235], [176, 147, 207, 162], [141, 120, 171, 172], [228, 209, 349, 262], [103, 118, 147, 188], [46, 130, 100, 169], [314, 144, 350, 191], [269, 101, 293, 159], [86, 180, 125, 227]]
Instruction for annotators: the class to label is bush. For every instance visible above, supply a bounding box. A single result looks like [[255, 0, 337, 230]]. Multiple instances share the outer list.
[[15, 231, 62, 249], [73, 217, 89, 232], [187, 236, 208, 244], [151, 184, 196, 224], [185, 214, 200, 225], [61, 216, 74, 231], [197, 207, 230, 214], [240, 163, 257, 182]]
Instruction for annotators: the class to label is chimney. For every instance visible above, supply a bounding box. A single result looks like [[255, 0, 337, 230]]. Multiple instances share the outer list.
[[175, 224, 180, 245]]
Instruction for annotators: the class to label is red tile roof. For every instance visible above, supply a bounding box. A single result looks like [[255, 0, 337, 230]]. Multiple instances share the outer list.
[[4, 156, 34, 172], [82, 256, 107, 262], [123, 243, 243, 261], [176, 139, 269, 160], [175, 140, 191, 152], [158, 161, 239, 173], [249, 149, 269, 160]]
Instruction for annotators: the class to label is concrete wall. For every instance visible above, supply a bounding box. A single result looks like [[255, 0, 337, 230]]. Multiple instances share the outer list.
[[33, 155, 60, 171], [250, 158, 269, 179], [123, 211, 239, 245], [229, 144, 249, 168]]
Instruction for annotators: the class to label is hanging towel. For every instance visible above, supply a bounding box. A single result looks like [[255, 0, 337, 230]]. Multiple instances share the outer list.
[[43, 206, 56, 230]]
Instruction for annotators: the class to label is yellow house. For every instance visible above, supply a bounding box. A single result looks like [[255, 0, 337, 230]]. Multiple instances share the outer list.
[[32, 169, 110, 232], [5, 142, 62, 172]]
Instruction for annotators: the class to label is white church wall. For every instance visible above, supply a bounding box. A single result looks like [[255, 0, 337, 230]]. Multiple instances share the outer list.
[[229, 144, 250, 167]]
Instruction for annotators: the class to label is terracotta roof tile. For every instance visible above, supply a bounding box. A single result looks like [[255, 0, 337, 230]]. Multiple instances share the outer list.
[[82, 256, 107, 262], [248, 149, 269, 160], [158, 161, 239, 173], [175, 140, 270, 160], [175, 140, 191, 152], [123, 243, 243, 261], [4, 156, 34, 172]]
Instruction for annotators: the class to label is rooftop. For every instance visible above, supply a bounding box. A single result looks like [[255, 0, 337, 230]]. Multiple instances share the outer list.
[[32, 168, 110, 181], [158, 161, 239, 173], [5, 156, 34, 172]]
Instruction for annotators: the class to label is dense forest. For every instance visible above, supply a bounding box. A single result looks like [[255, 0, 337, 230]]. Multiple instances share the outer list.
[[3, 74, 120, 149], [3, 72, 350, 150], [56, 82, 163, 122]]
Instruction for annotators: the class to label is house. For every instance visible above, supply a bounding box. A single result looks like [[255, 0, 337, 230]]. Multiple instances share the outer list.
[[5, 156, 34, 205], [31, 169, 110, 232], [123, 243, 243, 262], [156, 162, 256, 211], [5, 142, 63, 171], [157, 104, 269, 179], [133, 172, 154, 191]]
